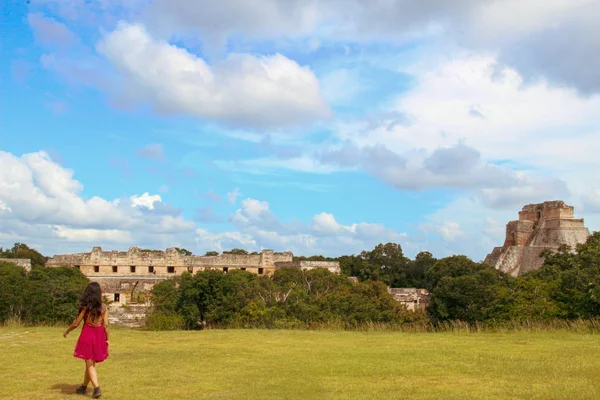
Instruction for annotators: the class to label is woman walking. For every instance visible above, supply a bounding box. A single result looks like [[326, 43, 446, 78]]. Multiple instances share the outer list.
[[63, 282, 109, 398]]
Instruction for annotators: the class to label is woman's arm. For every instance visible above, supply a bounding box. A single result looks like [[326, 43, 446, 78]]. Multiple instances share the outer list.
[[103, 306, 110, 342], [63, 308, 85, 338]]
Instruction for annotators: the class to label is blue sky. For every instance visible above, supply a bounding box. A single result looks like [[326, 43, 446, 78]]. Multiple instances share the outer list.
[[1, 0, 599, 259]]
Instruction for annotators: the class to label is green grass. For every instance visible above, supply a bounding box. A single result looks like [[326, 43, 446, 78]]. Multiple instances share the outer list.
[[1, 327, 599, 399]]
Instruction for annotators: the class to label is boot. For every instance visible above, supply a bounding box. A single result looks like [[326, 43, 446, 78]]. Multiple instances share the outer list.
[[75, 385, 87, 394], [92, 386, 102, 398]]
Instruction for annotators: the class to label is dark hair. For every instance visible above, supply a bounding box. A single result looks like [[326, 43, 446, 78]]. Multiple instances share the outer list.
[[79, 282, 103, 321]]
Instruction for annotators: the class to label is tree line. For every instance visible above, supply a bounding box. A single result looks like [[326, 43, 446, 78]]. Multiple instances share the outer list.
[[1, 234, 599, 328], [0, 244, 89, 324]]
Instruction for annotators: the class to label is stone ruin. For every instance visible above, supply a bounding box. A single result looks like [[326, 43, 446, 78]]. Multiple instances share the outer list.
[[0, 258, 32, 272], [387, 288, 430, 311], [484, 201, 590, 276], [46, 246, 341, 326]]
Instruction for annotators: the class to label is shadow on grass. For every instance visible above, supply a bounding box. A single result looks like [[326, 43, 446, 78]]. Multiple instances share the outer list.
[[51, 383, 78, 395]]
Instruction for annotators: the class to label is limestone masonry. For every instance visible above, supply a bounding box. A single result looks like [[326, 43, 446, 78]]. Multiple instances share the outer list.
[[484, 201, 590, 276], [0, 258, 32, 272], [46, 247, 341, 317], [387, 288, 430, 311]]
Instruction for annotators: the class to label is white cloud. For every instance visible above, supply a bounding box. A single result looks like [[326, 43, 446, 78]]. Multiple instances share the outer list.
[[216, 156, 349, 175], [227, 198, 408, 255], [140, 0, 600, 94], [311, 212, 343, 235], [323, 54, 600, 203], [0, 151, 196, 252], [96, 22, 330, 129], [583, 189, 600, 214], [227, 188, 241, 205], [53, 226, 132, 243], [436, 221, 464, 242], [0, 149, 413, 257], [130, 193, 161, 210], [420, 221, 464, 243]]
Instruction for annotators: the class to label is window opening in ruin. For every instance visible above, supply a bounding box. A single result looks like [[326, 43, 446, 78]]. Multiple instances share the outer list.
[[537, 211, 541, 219], [148, 266, 154, 273], [187, 266, 193, 273], [258, 268, 264, 275], [114, 293, 120, 302], [130, 266, 136, 273], [223, 267, 228, 273], [112, 266, 118, 273], [241, 267, 246, 271], [94, 265, 99, 273], [167, 266, 175, 273]]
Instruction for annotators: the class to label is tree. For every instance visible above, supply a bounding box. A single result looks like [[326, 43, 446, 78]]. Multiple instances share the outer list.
[[174, 248, 192, 256], [0, 243, 47, 267], [338, 255, 382, 282], [223, 248, 249, 255], [204, 251, 219, 256], [0, 262, 29, 321], [361, 243, 410, 287], [405, 251, 437, 288], [526, 232, 600, 318]]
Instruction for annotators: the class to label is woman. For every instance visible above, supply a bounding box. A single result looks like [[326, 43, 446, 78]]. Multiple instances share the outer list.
[[63, 282, 110, 398]]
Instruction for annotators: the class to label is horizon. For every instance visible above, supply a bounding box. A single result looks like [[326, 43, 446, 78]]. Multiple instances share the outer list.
[[2, 0, 599, 261]]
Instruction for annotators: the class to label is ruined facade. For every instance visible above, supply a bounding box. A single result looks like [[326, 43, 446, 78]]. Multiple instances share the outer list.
[[0, 258, 32, 272], [484, 201, 590, 276], [47, 246, 340, 310], [387, 288, 430, 311]]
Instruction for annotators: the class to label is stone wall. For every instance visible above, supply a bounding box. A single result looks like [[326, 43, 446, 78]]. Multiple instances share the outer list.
[[273, 260, 341, 273], [485, 201, 590, 276], [107, 304, 149, 328], [299, 261, 341, 273], [46, 247, 301, 275], [387, 288, 430, 311], [0, 258, 31, 272], [46, 246, 340, 321]]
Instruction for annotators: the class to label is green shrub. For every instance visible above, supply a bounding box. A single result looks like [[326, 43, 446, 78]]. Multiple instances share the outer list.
[[146, 312, 185, 331]]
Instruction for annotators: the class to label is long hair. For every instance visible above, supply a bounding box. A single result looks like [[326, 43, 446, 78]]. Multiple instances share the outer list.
[[79, 282, 103, 321]]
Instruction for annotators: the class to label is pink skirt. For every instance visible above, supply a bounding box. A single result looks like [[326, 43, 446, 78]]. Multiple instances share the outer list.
[[74, 324, 109, 362]]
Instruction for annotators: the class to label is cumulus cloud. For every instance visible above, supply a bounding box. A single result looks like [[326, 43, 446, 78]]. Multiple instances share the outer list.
[[0, 151, 195, 252], [0, 150, 413, 257], [96, 22, 330, 129], [421, 221, 465, 242], [317, 141, 519, 191], [480, 179, 571, 210], [130, 193, 162, 210], [323, 54, 600, 199], [224, 198, 407, 255], [140, 0, 600, 94]]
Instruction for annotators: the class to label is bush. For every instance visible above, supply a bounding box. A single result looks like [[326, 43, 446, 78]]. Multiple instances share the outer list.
[[146, 312, 185, 331], [0, 262, 89, 325]]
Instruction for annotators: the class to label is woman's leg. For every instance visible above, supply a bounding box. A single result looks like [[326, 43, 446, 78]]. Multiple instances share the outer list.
[[82, 362, 91, 387], [85, 359, 99, 388]]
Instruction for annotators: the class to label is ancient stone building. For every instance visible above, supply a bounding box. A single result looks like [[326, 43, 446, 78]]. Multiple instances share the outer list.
[[0, 258, 32, 272], [484, 201, 590, 276], [387, 288, 430, 311], [47, 246, 340, 308]]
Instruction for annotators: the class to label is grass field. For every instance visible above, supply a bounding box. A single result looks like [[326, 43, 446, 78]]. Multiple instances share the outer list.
[[1, 327, 599, 399]]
